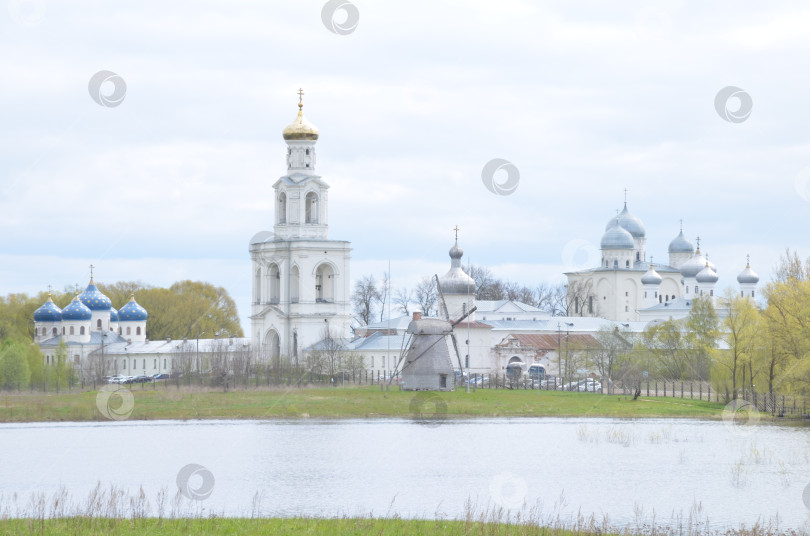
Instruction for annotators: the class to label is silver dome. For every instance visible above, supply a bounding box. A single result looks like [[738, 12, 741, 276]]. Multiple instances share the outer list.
[[605, 204, 646, 239], [668, 230, 694, 254], [737, 263, 759, 285], [680, 253, 708, 279], [439, 242, 475, 295], [601, 219, 635, 250], [641, 265, 662, 285], [696, 264, 719, 284]]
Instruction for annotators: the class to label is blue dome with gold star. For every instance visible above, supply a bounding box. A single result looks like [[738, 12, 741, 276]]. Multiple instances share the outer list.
[[118, 296, 147, 321], [33, 296, 62, 322], [62, 295, 92, 321], [79, 281, 112, 311], [110, 307, 119, 322]]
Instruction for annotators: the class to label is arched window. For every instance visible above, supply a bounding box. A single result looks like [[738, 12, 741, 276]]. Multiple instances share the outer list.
[[315, 264, 335, 302], [69, 326, 74, 335], [254, 267, 262, 304], [305, 192, 318, 224], [625, 260, 630, 268], [52, 327, 57, 336], [62, 327, 65, 335], [694, 286, 698, 294], [613, 260, 618, 269], [752, 290, 756, 298], [136, 326, 141, 335], [278, 192, 287, 224], [97, 319, 102, 330], [290, 265, 300, 303], [80, 326, 85, 335], [127, 326, 131, 335], [636, 252, 640, 261], [269, 264, 280, 303], [588, 296, 593, 313]]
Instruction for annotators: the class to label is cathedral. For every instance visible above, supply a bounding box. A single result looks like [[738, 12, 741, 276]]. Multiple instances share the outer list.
[[248, 92, 352, 363], [33, 275, 148, 366], [565, 200, 760, 322]]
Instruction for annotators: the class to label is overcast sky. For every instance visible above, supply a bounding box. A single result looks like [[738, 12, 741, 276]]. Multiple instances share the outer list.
[[2, 0, 809, 331]]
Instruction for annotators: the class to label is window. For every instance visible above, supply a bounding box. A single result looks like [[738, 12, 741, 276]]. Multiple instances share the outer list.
[[371, 356, 374, 367], [127, 327, 131, 335], [305, 192, 319, 224], [659, 295, 662, 303], [625, 260, 630, 268], [164, 359, 167, 368], [440, 374, 447, 388], [588, 296, 593, 313], [741, 290, 744, 297], [62, 327, 65, 335], [752, 290, 756, 298], [80, 326, 85, 335], [136, 327, 141, 336], [154, 359, 157, 368], [625, 305, 629, 312], [654, 291, 658, 298], [710, 290, 714, 296], [625, 291, 629, 297], [97, 319, 102, 330], [278, 193, 287, 224], [123, 360, 126, 369], [613, 260, 618, 269], [142, 359, 145, 369], [52, 327, 57, 336], [636, 252, 640, 261], [644, 291, 647, 298], [70, 326, 74, 335], [694, 286, 698, 293]]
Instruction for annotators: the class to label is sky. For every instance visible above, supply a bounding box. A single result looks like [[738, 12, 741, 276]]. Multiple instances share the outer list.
[[2, 0, 810, 332]]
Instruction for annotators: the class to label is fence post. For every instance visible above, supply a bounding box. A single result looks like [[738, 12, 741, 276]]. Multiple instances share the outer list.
[[699, 383, 702, 401], [655, 380, 657, 397]]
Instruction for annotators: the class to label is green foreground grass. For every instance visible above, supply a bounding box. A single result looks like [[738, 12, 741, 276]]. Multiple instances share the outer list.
[[0, 384, 730, 423], [0, 517, 599, 536]]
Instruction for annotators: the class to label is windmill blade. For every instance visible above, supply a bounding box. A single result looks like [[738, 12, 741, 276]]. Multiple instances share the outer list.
[[434, 274, 450, 321], [449, 332, 464, 371], [450, 306, 477, 327], [389, 332, 412, 382]]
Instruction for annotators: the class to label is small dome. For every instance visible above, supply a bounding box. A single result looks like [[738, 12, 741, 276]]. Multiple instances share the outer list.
[[61, 295, 92, 321], [605, 204, 646, 239], [680, 252, 708, 279], [110, 307, 119, 322], [601, 219, 635, 250], [79, 281, 112, 311], [641, 265, 662, 285], [118, 295, 148, 321], [439, 241, 476, 295], [737, 262, 760, 285], [33, 296, 62, 322], [696, 263, 719, 284], [668, 230, 694, 254], [282, 100, 319, 141]]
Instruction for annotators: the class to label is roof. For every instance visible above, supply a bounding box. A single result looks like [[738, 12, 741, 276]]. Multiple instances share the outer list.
[[566, 261, 681, 276], [97, 337, 252, 356], [40, 331, 128, 347], [476, 300, 549, 314], [498, 333, 602, 350]]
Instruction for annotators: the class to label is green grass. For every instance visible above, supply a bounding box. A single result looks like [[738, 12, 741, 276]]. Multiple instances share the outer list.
[[0, 385, 730, 423], [0, 517, 605, 536]]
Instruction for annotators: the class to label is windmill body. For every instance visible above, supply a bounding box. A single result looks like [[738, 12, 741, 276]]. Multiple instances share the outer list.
[[401, 313, 456, 391]]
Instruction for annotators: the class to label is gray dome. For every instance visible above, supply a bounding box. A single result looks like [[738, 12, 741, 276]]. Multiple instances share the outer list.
[[737, 263, 759, 285], [439, 242, 475, 295], [668, 230, 694, 254], [641, 265, 662, 285], [605, 204, 646, 239], [601, 219, 635, 250], [696, 263, 719, 284], [680, 253, 708, 279]]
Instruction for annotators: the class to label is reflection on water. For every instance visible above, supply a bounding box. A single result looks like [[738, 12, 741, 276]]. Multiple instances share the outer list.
[[1, 418, 810, 531]]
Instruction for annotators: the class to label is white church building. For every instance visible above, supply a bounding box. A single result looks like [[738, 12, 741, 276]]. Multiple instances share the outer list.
[[249, 92, 352, 364], [565, 201, 759, 323]]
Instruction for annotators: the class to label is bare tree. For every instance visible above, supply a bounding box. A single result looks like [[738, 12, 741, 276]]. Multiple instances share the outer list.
[[413, 277, 437, 317], [308, 326, 345, 378], [535, 283, 567, 316], [377, 271, 390, 322], [351, 275, 380, 326], [393, 287, 412, 316], [566, 280, 598, 317]]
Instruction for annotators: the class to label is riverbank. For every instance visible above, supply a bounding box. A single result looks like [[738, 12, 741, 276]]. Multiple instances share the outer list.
[[0, 385, 735, 423]]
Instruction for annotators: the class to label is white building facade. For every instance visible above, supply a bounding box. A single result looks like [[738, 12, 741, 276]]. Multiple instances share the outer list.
[[249, 93, 352, 364]]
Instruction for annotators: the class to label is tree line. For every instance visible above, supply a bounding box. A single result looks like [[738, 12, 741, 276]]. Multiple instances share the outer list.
[[351, 265, 570, 325]]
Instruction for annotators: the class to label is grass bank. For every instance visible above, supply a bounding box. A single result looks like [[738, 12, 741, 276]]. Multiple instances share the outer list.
[[0, 385, 729, 423]]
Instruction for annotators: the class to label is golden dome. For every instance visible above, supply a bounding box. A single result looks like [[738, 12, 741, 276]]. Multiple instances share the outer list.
[[282, 90, 319, 141]]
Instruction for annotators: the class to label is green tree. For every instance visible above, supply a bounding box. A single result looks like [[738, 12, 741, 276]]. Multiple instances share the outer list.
[[0, 340, 32, 389], [715, 291, 760, 399], [685, 296, 719, 380]]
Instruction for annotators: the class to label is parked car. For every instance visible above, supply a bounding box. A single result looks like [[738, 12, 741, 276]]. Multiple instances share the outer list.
[[129, 375, 152, 384], [151, 373, 169, 381], [562, 378, 601, 392]]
